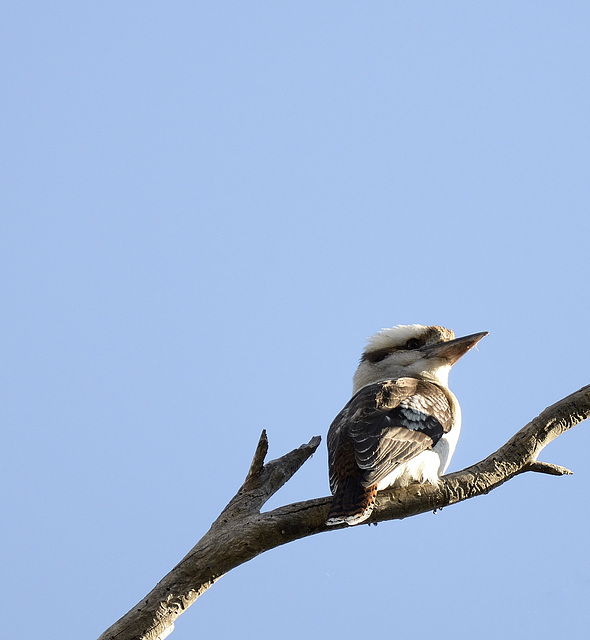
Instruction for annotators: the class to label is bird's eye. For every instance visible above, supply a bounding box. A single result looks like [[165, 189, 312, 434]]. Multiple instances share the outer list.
[[405, 338, 423, 350]]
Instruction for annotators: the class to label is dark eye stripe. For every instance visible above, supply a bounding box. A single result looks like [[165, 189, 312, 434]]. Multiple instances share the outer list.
[[362, 337, 424, 363], [364, 350, 390, 363]]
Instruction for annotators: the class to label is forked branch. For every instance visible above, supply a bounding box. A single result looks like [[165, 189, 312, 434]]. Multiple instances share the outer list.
[[98, 384, 590, 640]]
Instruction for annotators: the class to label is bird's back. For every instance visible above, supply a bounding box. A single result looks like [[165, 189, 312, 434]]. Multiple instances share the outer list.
[[326, 377, 458, 526]]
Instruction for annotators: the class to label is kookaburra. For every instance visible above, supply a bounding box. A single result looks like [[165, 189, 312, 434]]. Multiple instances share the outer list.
[[326, 324, 487, 526]]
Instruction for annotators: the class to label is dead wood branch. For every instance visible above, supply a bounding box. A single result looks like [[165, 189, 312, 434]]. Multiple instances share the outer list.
[[98, 384, 590, 640]]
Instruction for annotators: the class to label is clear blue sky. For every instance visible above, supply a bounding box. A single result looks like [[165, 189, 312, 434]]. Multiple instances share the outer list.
[[2, 3, 589, 639]]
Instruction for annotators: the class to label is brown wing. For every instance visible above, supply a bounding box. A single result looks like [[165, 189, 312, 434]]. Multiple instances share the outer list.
[[328, 377, 453, 493]]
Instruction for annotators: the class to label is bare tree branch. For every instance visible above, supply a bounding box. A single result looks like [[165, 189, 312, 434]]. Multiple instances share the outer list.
[[98, 384, 590, 640]]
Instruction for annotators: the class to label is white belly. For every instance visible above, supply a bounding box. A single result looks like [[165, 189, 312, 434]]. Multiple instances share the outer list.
[[376, 422, 461, 491]]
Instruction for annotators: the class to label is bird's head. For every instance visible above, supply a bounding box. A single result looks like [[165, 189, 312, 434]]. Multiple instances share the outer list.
[[352, 324, 488, 393]]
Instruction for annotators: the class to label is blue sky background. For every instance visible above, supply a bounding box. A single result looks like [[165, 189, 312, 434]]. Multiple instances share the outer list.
[[2, 3, 589, 639]]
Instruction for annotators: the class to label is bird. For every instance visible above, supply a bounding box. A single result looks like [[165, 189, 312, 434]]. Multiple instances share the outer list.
[[326, 324, 487, 526]]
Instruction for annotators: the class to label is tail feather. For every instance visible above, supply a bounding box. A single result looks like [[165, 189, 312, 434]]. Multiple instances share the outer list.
[[326, 478, 378, 526]]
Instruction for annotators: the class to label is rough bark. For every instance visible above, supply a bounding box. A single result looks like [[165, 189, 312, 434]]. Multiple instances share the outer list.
[[98, 384, 590, 640]]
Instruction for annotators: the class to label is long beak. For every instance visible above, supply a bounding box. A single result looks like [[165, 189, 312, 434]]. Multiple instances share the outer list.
[[422, 331, 488, 365]]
